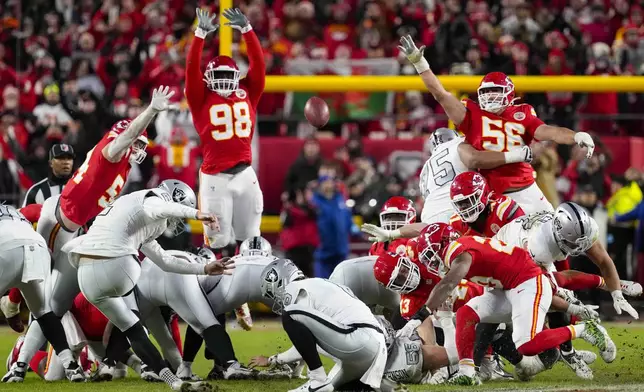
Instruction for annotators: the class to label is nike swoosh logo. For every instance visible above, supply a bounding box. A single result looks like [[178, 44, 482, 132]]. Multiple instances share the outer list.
[[309, 383, 331, 392], [517, 289, 525, 294]]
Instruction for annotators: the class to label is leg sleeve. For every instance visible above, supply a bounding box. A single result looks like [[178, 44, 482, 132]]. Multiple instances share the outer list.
[[231, 167, 262, 241], [199, 171, 233, 248]]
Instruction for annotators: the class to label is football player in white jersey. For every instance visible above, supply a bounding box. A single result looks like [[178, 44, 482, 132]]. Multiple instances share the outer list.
[[259, 259, 388, 392], [61, 179, 233, 392], [0, 205, 88, 383], [364, 127, 532, 240]]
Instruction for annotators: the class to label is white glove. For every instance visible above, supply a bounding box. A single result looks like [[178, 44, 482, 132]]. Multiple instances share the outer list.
[[556, 287, 582, 305], [573, 132, 595, 158], [566, 303, 599, 321], [612, 290, 639, 319], [504, 145, 533, 164], [149, 86, 175, 112], [397, 35, 429, 74], [361, 223, 400, 242], [395, 319, 421, 339]]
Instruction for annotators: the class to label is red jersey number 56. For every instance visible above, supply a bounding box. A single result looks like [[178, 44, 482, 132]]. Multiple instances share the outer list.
[[209, 102, 252, 141]]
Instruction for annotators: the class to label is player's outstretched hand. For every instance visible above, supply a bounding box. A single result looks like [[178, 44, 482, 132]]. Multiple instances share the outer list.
[[195, 8, 218, 38], [196, 211, 220, 232], [204, 256, 235, 275], [612, 290, 639, 319], [567, 303, 599, 321], [150, 85, 175, 112], [248, 355, 274, 369], [398, 35, 425, 65], [361, 223, 393, 242], [222, 8, 250, 32], [574, 131, 595, 158]]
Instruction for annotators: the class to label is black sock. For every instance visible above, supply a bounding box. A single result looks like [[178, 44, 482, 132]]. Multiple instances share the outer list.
[[474, 323, 500, 366], [491, 325, 523, 366], [183, 325, 204, 363], [36, 312, 71, 356], [208, 314, 228, 365], [104, 328, 132, 366], [202, 325, 237, 364], [282, 312, 323, 371], [124, 322, 166, 374], [549, 312, 573, 352], [434, 326, 445, 346]]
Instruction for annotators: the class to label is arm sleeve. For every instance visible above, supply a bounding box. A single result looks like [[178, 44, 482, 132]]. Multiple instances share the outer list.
[[142, 196, 199, 221], [104, 108, 157, 161], [140, 240, 206, 275], [185, 37, 207, 108], [240, 30, 265, 108]]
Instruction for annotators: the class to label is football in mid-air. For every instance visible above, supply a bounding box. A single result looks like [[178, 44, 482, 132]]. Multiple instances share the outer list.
[[304, 96, 330, 128]]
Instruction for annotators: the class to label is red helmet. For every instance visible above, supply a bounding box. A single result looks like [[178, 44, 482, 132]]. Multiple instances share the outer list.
[[204, 56, 240, 97], [111, 119, 148, 164], [450, 172, 490, 223], [477, 72, 515, 114], [373, 252, 421, 294], [416, 223, 460, 276], [406, 237, 420, 263], [380, 196, 416, 230]]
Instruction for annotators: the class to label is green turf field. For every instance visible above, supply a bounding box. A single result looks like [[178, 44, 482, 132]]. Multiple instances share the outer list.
[[1, 321, 644, 392]]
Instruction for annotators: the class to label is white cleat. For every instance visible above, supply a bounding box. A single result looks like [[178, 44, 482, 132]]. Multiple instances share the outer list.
[[479, 355, 513, 381], [621, 280, 643, 297], [292, 360, 307, 379], [288, 378, 334, 392], [65, 361, 87, 382], [514, 356, 545, 381], [577, 350, 597, 364], [426, 367, 448, 384], [171, 380, 213, 392], [141, 363, 162, 382], [561, 351, 593, 380], [177, 362, 202, 381], [223, 361, 257, 380], [235, 303, 253, 330], [579, 320, 617, 363]]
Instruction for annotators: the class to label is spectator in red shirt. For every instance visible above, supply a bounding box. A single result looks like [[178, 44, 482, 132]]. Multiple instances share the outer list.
[[280, 187, 319, 277], [148, 127, 200, 190]]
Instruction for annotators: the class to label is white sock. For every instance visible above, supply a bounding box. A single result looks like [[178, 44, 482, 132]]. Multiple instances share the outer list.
[[308, 366, 327, 382], [58, 349, 74, 368], [572, 324, 586, 339], [17, 322, 47, 364], [458, 359, 476, 377], [159, 367, 180, 386]]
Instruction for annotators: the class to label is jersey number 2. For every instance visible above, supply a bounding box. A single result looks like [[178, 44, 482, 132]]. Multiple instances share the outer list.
[[482, 117, 526, 152], [209, 102, 252, 141]]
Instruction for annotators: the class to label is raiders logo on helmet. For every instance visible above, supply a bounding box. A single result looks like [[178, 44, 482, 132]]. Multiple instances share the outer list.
[[172, 188, 187, 203], [265, 268, 279, 283]]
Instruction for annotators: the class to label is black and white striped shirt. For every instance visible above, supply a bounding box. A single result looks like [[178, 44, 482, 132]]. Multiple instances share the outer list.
[[21, 177, 66, 207]]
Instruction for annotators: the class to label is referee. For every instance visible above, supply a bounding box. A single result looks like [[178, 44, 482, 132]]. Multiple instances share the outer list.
[[22, 143, 75, 206]]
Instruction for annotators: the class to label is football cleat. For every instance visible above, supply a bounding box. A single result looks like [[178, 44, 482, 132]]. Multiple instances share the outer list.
[[257, 363, 294, 380], [561, 351, 593, 380], [426, 367, 448, 384], [64, 361, 87, 382], [479, 354, 513, 381], [223, 361, 257, 380], [235, 303, 253, 330], [113, 362, 128, 379], [577, 350, 597, 364], [288, 379, 334, 392], [0, 296, 24, 333], [177, 362, 202, 381], [89, 362, 114, 382], [621, 280, 643, 297], [206, 364, 225, 380], [171, 380, 214, 392], [579, 320, 617, 363], [514, 356, 546, 381], [141, 363, 162, 382], [2, 361, 26, 383], [446, 371, 482, 386]]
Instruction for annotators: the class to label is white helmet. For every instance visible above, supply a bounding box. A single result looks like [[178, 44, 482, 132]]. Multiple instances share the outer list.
[[157, 179, 197, 236], [260, 259, 305, 314], [239, 236, 272, 257], [552, 202, 599, 256]]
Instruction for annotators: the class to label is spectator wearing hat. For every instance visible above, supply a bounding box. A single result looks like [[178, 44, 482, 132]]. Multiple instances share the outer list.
[[21, 143, 75, 206], [32, 83, 72, 129]]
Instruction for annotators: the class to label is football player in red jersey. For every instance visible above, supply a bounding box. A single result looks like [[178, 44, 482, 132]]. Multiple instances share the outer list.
[[369, 197, 416, 257], [186, 8, 265, 252], [449, 172, 524, 237], [398, 35, 595, 215], [420, 223, 614, 385], [3, 86, 175, 383]]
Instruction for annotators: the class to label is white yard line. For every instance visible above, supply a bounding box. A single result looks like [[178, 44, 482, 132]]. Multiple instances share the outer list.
[[473, 383, 644, 392]]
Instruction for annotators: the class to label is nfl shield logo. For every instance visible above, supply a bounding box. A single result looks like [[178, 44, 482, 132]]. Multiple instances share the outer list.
[[513, 112, 526, 121], [235, 89, 247, 99]]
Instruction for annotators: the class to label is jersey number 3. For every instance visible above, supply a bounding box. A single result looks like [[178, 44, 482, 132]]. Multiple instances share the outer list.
[[209, 102, 252, 141], [482, 117, 526, 152]]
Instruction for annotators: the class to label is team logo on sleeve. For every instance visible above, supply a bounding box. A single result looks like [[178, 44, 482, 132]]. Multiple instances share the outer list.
[[235, 89, 247, 99], [513, 112, 526, 121], [172, 188, 187, 203]]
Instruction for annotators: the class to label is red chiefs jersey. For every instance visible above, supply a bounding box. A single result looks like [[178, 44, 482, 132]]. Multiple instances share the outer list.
[[369, 238, 409, 257], [70, 293, 108, 341], [458, 100, 544, 194], [449, 195, 524, 237], [149, 142, 201, 189], [399, 260, 442, 319], [444, 236, 543, 290], [452, 281, 485, 312], [60, 124, 131, 226], [185, 32, 265, 175]]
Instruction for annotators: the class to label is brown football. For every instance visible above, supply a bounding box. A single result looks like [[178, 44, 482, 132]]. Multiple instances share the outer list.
[[304, 96, 330, 128]]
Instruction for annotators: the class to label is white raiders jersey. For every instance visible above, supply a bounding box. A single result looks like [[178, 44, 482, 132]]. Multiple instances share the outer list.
[[329, 256, 400, 312], [0, 205, 46, 251], [494, 211, 569, 267], [383, 330, 424, 384], [284, 278, 381, 329], [62, 188, 198, 263], [419, 137, 468, 224], [199, 254, 278, 315]]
